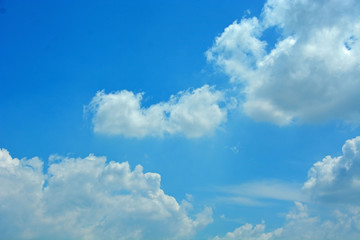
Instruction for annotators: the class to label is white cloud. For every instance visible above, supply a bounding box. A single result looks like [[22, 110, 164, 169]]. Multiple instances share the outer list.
[[0, 148, 212, 240], [303, 136, 360, 203], [86, 85, 227, 138], [207, 0, 360, 125]]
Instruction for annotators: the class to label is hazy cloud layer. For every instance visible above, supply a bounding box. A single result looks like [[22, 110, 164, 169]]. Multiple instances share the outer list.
[[207, 0, 360, 125], [0, 149, 212, 240], [87, 85, 226, 138]]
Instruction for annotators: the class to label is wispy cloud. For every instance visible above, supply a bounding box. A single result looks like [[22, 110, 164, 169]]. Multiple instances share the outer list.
[[214, 180, 307, 206]]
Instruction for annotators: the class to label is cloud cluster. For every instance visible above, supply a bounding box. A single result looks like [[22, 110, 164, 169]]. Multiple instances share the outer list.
[[214, 201, 360, 240], [207, 0, 360, 125], [303, 136, 360, 203], [0, 149, 212, 240], [86, 85, 227, 138], [215, 136, 360, 239], [213, 222, 282, 240], [281, 202, 360, 240]]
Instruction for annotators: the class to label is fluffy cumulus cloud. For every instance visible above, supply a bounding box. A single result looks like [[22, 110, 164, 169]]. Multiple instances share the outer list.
[[207, 0, 360, 125], [0, 148, 212, 240], [86, 85, 227, 138]]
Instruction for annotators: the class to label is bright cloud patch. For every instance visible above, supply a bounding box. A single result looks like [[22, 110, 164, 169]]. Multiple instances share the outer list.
[[304, 136, 360, 203], [207, 0, 360, 125], [0, 149, 212, 240], [86, 85, 227, 138]]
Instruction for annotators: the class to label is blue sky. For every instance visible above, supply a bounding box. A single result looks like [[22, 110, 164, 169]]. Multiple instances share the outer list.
[[1, 0, 360, 239]]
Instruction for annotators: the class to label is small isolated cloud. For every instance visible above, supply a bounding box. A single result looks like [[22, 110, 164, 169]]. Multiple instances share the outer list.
[[303, 136, 360, 204], [0, 148, 212, 240], [230, 146, 239, 154], [207, 0, 360, 125], [86, 85, 227, 138]]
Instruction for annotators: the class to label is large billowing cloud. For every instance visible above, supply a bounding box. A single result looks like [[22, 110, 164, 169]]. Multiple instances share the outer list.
[[0, 149, 212, 240], [207, 0, 360, 125], [86, 85, 227, 138], [214, 136, 360, 239]]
